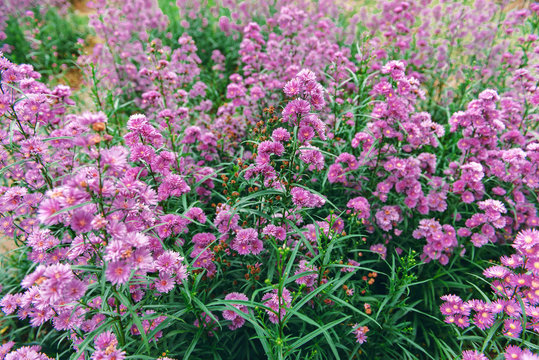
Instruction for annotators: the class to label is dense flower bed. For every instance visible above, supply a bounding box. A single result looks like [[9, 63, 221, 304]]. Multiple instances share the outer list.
[[0, 0, 537, 359]]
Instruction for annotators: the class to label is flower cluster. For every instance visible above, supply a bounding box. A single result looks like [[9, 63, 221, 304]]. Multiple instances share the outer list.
[[262, 288, 292, 324], [222, 292, 249, 330], [0, 0, 538, 358], [92, 331, 126, 360], [413, 219, 457, 265], [352, 324, 369, 344], [364, 1, 536, 105], [441, 228, 539, 359]]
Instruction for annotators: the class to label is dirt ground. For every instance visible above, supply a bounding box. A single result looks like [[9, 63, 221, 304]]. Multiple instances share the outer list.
[[0, 236, 17, 254], [71, 0, 93, 15]]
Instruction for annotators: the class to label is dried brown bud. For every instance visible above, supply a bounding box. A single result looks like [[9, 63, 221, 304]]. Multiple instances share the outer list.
[[92, 122, 106, 132]]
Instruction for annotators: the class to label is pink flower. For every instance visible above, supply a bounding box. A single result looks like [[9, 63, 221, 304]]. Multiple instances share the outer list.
[[37, 198, 62, 225], [70, 208, 94, 233], [290, 187, 325, 208], [257, 141, 284, 165], [231, 228, 261, 255], [473, 310, 495, 330], [504, 346, 523, 360], [222, 292, 249, 330], [272, 127, 291, 142], [106, 261, 131, 285], [299, 146, 325, 171], [341, 259, 361, 273], [461, 191, 474, 204], [26, 229, 59, 251], [471, 233, 488, 247], [294, 260, 318, 288], [352, 324, 369, 344], [327, 163, 345, 184], [375, 205, 401, 231], [282, 99, 310, 124], [298, 126, 315, 143], [283, 77, 301, 97], [483, 265, 510, 279], [370, 244, 387, 259], [503, 319, 522, 338], [155, 251, 183, 275], [192, 233, 216, 255], [158, 174, 191, 200], [293, 68, 313, 81], [0, 342, 14, 358], [155, 274, 175, 293], [92, 331, 126, 360], [514, 229, 539, 250], [5, 347, 54, 360], [462, 350, 488, 360], [0, 294, 19, 315], [262, 224, 286, 241], [347, 196, 370, 219], [477, 199, 507, 221], [127, 114, 148, 131], [185, 207, 207, 223], [262, 288, 292, 324], [94, 331, 118, 350]]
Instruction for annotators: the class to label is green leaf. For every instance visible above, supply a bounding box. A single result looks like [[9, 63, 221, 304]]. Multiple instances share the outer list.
[[289, 313, 349, 358]]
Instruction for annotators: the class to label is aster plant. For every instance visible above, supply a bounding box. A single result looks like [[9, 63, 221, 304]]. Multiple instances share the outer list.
[[0, 0, 538, 359]]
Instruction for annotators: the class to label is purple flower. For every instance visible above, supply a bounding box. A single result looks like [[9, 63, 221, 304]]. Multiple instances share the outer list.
[[192, 233, 216, 255], [513, 229, 538, 250], [370, 244, 387, 259], [375, 206, 402, 232], [262, 288, 292, 324], [294, 260, 318, 288], [297, 69, 317, 83], [503, 319, 522, 338], [185, 207, 207, 223], [283, 77, 301, 97], [462, 350, 488, 360], [299, 146, 325, 171], [222, 292, 249, 330], [231, 228, 261, 255], [471, 233, 488, 247], [0, 342, 14, 358], [158, 174, 191, 200], [504, 347, 523, 360], [461, 191, 474, 204], [272, 127, 291, 142], [256, 141, 284, 165], [300, 114, 326, 140], [0, 294, 19, 315], [282, 99, 310, 124], [155, 250, 183, 275], [106, 261, 131, 285], [226, 83, 246, 99], [5, 346, 54, 360], [262, 224, 286, 241], [92, 331, 126, 360], [297, 126, 315, 143], [381, 60, 406, 79], [352, 324, 369, 344], [127, 114, 149, 131], [37, 198, 62, 225], [290, 187, 325, 208], [327, 163, 345, 184], [70, 207, 95, 233], [155, 274, 175, 293], [347, 196, 370, 219]]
